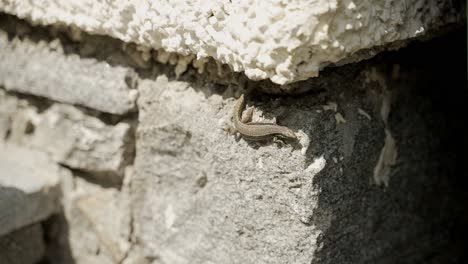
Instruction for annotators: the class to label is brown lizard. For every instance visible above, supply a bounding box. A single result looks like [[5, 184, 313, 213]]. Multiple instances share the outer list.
[[232, 94, 297, 140]]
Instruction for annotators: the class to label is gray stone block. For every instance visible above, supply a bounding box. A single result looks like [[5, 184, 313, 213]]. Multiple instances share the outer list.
[[44, 172, 132, 264], [0, 90, 133, 177], [0, 30, 138, 115], [72, 182, 131, 263], [0, 224, 45, 264], [132, 56, 466, 263], [30, 104, 133, 177], [0, 143, 62, 236], [133, 76, 322, 263]]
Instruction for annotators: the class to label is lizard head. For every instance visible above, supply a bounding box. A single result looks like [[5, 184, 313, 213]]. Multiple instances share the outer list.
[[280, 129, 297, 140]]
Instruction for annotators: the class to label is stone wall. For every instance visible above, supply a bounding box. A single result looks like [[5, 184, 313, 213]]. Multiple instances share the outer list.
[[0, 8, 467, 264], [0, 0, 463, 85]]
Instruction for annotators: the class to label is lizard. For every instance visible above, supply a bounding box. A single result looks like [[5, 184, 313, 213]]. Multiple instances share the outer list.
[[232, 94, 297, 140]]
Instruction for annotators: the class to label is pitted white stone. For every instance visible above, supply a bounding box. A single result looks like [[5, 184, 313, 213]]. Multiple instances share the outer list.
[[0, 1, 460, 85]]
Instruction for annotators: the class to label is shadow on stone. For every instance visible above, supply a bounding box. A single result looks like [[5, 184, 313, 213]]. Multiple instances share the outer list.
[[309, 29, 468, 263], [40, 212, 75, 264]]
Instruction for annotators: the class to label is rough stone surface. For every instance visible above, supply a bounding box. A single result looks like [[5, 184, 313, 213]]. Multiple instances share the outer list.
[[0, 143, 63, 236], [0, 89, 133, 178], [0, 0, 463, 85], [131, 75, 348, 263], [71, 177, 131, 264], [0, 28, 138, 114], [0, 224, 45, 264], [130, 30, 467, 263], [30, 104, 133, 177], [43, 170, 132, 264], [0, 9, 466, 264]]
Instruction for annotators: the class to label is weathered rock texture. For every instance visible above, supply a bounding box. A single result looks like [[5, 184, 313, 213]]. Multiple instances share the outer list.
[[52, 175, 132, 264], [0, 0, 463, 85], [133, 76, 321, 263], [0, 91, 134, 179], [0, 7, 466, 264], [0, 26, 138, 114], [30, 104, 133, 177], [0, 90, 134, 262], [130, 30, 468, 262]]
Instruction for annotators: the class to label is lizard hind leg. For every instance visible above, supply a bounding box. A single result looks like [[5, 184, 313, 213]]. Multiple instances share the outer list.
[[241, 107, 254, 123]]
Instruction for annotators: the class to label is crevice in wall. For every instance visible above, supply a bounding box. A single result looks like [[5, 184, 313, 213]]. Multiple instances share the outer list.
[[1, 86, 136, 124]]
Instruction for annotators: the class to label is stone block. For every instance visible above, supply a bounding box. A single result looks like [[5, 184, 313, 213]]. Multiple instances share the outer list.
[[30, 104, 133, 177], [0, 90, 133, 178], [44, 171, 132, 264], [132, 76, 323, 263], [131, 53, 467, 263], [0, 143, 62, 236], [0, 30, 137, 114]]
